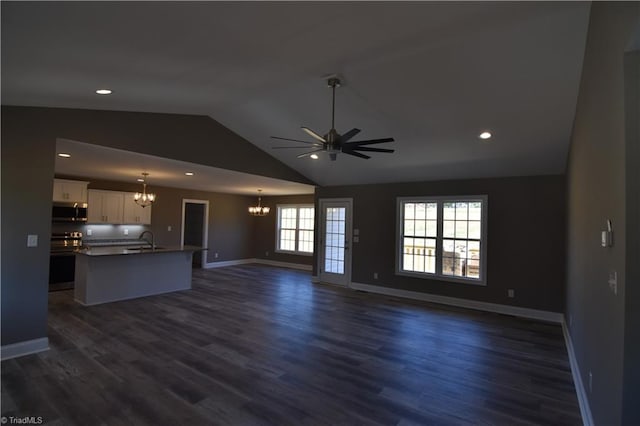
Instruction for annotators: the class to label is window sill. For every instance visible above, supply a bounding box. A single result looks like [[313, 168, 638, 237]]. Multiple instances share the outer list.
[[396, 270, 486, 286], [274, 250, 314, 257]]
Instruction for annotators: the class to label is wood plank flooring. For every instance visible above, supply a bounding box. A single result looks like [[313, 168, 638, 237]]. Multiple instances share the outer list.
[[2, 264, 582, 425]]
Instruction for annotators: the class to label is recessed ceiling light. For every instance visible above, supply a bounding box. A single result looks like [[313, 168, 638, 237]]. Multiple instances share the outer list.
[[310, 154, 319, 160], [185, 172, 194, 176], [57, 153, 71, 158], [479, 131, 492, 140], [95, 89, 112, 95]]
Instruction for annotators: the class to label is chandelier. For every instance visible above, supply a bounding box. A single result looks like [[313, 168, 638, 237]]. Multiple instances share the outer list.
[[134, 172, 156, 208], [248, 189, 270, 216]]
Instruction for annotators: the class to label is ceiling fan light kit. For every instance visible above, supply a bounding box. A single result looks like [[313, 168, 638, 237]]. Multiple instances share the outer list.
[[271, 77, 395, 161]]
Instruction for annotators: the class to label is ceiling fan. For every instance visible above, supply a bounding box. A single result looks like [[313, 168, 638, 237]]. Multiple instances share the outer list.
[[271, 77, 395, 161]]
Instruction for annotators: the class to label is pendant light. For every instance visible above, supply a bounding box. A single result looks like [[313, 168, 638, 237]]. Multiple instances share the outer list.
[[134, 172, 156, 208], [248, 189, 270, 216]]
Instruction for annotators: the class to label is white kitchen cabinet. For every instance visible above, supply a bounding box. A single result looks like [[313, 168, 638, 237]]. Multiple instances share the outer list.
[[88, 190, 124, 224], [123, 192, 152, 224], [53, 179, 89, 203]]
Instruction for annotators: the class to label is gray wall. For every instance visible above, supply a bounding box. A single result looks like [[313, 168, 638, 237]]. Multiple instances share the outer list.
[[58, 178, 316, 266], [1, 109, 55, 346], [623, 49, 639, 426], [565, 3, 638, 425], [316, 175, 566, 312], [13, 106, 313, 184], [253, 194, 315, 266], [1, 106, 312, 347], [147, 187, 255, 263], [76, 177, 256, 264]]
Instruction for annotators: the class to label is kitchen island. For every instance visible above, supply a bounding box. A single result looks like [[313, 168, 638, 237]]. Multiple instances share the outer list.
[[74, 245, 204, 305]]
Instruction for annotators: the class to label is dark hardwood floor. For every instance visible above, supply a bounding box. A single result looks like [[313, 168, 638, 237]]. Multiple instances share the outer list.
[[2, 265, 581, 425]]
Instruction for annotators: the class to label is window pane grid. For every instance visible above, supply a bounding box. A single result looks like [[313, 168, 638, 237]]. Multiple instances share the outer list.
[[400, 198, 484, 282], [277, 205, 314, 254], [402, 202, 437, 274], [324, 207, 345, 274]]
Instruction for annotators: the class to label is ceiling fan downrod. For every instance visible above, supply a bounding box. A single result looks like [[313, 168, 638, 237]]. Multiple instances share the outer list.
[[328, 77, 340, 131]]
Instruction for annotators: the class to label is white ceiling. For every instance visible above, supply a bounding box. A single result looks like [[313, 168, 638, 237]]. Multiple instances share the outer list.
[[55, 138, 315, 196], [2, 2, 591, 187]]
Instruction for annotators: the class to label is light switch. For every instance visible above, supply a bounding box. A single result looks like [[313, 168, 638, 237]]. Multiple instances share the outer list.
[[87, 229, 93, 236], [167, 225, 172, 232], [27, 234, 38, 247], [353, 229, 360, 236], [608, 271, 618, 295], [601, 219, 613, 247], [353, 236, 360, 243], [123, 228, 129, 235]]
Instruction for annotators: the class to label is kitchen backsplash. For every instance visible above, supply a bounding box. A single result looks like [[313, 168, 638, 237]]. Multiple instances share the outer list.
[[51, 223, 150, 240]]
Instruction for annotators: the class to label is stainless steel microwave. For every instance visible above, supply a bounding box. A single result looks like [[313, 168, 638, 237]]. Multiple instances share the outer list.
[[52, 202, 88, 222]]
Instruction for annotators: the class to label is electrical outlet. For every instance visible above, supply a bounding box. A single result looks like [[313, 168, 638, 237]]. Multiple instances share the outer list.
[[373, 272, 378, 280], [265, 251, 269, 257], [507, 289, 515, 298], [123, 228, 129, 235], [589, 371, 593, 393], [214, 252, 219, 259], [167, 225, 172, 232], [27, 234, 38, 247], [608, 271, 618, 295], [87, 229, 92, 236]]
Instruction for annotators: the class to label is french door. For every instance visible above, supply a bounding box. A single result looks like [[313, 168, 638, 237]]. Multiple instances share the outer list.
[[318, 199, 352, 286]]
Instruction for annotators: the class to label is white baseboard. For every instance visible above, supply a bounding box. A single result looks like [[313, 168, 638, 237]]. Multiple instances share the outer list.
[[562, 321, 594, 426], [204, 258, 311, 271], [1, 337, 49, 361], [349, 282, 564, 323]]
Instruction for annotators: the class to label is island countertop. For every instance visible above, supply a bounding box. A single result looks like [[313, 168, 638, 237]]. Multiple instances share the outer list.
[[77, 245, 206, 257]]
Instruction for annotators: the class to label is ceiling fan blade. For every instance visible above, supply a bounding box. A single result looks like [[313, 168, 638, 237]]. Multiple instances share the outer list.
[[346, 137, 395, 146], [297, 149, 324, 159], [348, 146, 395, 153], [271, 136, 320, 145], [339, 128, 361, 143], [301, 127, 327, 142], [273, 145, 323, 149], [342, 150, 371, 160]]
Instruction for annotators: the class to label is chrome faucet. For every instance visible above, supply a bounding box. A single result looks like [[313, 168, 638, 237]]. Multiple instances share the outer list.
[[139, 230, 155, 249]]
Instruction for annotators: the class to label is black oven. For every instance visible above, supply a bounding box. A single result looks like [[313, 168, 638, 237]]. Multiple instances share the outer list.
[[52, 202, 88, 222], [50, 232, 83, 291]]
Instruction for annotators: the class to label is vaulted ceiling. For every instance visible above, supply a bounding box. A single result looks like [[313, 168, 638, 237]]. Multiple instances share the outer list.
[[2, 2, 591, 187]]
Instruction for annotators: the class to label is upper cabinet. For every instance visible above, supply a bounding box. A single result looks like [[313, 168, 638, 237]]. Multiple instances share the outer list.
[[87, 189, 152, 225], [53, 179, 89, 203], [88, 190, 124, 224], [123, 192, 152, 224]]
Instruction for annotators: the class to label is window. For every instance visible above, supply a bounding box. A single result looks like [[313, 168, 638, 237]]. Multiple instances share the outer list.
[[397, 196, 487, 284], [277, 205, 315, 255]]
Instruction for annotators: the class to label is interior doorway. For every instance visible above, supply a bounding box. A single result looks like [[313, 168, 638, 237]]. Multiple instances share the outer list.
[[181, 199, 209, 268]]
